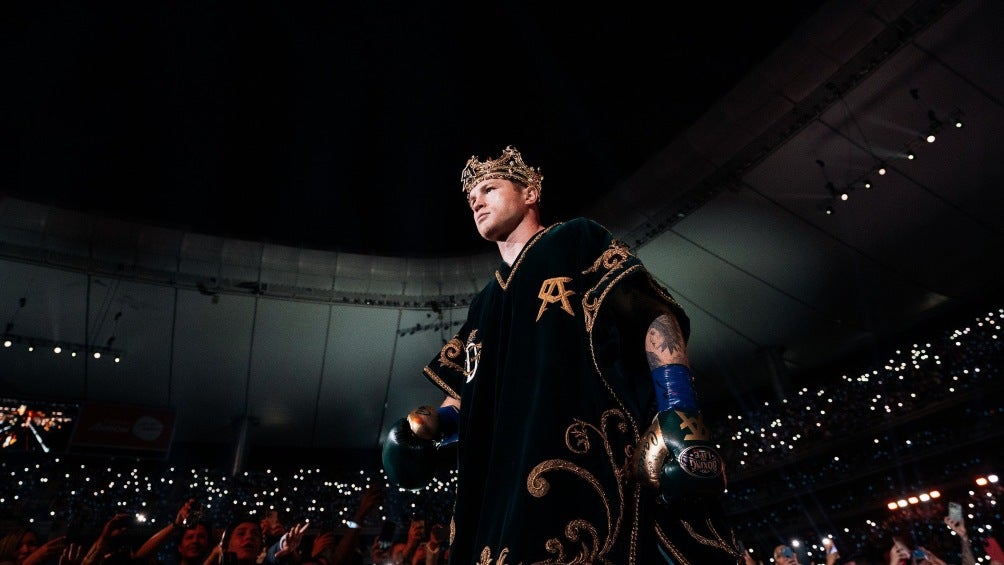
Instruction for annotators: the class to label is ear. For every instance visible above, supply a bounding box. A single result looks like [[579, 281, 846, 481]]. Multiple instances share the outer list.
[[524, 185, 540, 205]]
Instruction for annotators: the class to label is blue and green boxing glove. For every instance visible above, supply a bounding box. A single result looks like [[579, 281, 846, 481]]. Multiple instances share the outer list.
[[382, 404, 459, 490], [632, 364, 726, 504]]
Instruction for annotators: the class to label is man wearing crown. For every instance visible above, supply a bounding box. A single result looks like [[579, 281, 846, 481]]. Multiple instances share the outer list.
[[382, 146, 742, 564]]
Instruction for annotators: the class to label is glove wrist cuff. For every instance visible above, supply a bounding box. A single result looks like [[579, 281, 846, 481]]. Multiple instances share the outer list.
[[651, 364, 698, 412]]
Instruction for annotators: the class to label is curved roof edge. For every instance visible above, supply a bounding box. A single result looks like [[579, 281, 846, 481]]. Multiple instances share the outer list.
[[0, 196, 496, 308]]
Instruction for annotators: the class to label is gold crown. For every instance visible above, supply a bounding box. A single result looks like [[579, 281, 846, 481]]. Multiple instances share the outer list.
[[461, 145, 543, 196]]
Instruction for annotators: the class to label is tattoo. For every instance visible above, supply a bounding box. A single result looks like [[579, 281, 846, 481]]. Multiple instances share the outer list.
[[645, 314, 686, 369]]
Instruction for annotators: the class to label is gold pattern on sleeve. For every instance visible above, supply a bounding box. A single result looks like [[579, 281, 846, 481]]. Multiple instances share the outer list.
[[423, 367, 459, 400], [581, 240, 635, 332], [438, 335, 466, 374], [464, 330, 482, 383], [437, 329, 483, 387], [582, 265, 643, 334], [582, 239, 633, 278]]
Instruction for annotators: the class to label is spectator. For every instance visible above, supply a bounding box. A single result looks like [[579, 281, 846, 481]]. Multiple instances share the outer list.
[[742, 549, 763, 565], [202, 514, 308, 565], [313, 485, 382, 565], [942, 516, 974, 565], [132, 499, 212, 565], [263, 521, 308, 565], [0, 523, 81, 565], [818, 538, 840, 565], [81, 514, 134, 565], [259, 513, 284, 552], [886, 539, 908, 565], [984, 536, 1004, 565], [774, 544, 801, 565], [203, 516, 261, 565], [408, 522, 447, 565], [389, 518, 423, 565]]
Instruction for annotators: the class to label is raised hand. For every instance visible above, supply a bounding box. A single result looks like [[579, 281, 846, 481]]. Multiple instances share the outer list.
[[23, 536, 68, 565], [275, 521, 309, 560], [59, 543, 84, 565]]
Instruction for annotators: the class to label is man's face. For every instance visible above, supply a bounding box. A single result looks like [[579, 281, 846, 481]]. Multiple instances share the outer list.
[[226, 522, 262, 562], [178, 525, 210, 560], [467, 178, 536, 241]]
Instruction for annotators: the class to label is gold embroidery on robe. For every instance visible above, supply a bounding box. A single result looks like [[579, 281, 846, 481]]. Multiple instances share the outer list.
[[476, 546, 511, 565], [496, 224, 557, 290], [422, 367, 458, 400], [652, 517, 742, 565], [523, 409, 633, 564], [681, 518, 742, 556], [464, 330, 482, 383], [536, 277, 576, 322], [581, 240, 635, 332], [439, 335, 466, 374], [654, 522, 691, 565]]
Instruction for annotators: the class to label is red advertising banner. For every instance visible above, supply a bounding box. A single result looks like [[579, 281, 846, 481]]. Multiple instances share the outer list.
[[70, 401, 175, 453]]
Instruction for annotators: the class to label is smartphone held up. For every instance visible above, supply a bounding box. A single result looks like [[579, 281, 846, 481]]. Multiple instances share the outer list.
[[822, 537, 838, 555], [948, 501, 963, 524]]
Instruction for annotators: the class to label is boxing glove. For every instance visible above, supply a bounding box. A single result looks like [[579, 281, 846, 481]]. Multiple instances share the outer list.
[[633, 408, 726, 504], [382, 405, 458, 489], [633, 364, 726, 504]]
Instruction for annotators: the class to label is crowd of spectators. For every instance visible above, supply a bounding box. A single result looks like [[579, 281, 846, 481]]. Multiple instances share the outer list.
[[717, 304, 1003, 563], [712, 306, 1001, 475], [1, 306, 1000, 564]]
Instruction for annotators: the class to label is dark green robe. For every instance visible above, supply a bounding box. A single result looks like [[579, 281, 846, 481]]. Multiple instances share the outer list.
[[424, 218, 740, 564]]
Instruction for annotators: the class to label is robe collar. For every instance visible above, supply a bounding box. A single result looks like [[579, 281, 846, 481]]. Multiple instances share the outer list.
[[494, 223, 558, 290]]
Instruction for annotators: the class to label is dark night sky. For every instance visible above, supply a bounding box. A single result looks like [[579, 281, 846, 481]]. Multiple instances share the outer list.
[[1, 1, 825, 257]]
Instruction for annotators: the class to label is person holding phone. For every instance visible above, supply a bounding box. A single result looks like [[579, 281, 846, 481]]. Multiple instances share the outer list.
[[376, 523, 395, 552], [943, 515, 975, 565], [81, 513, 134, 565], [773, 544, 800, 565], [308, 485, 382, 565], [913, 546, 951, 565], [389, 518, 424, 565], [132, 498, 213, 565], [887, 537, 952, 565], [888, 537, 913, 565], [367, 521, 392, 565], [821, 538, 840, 565]]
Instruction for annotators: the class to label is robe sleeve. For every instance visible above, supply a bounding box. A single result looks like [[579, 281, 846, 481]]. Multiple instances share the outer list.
[[422, 320, 475, 400]]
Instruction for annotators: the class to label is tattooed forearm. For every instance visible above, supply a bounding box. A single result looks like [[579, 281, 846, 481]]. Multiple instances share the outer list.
[[645, 314, 687, 368]]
